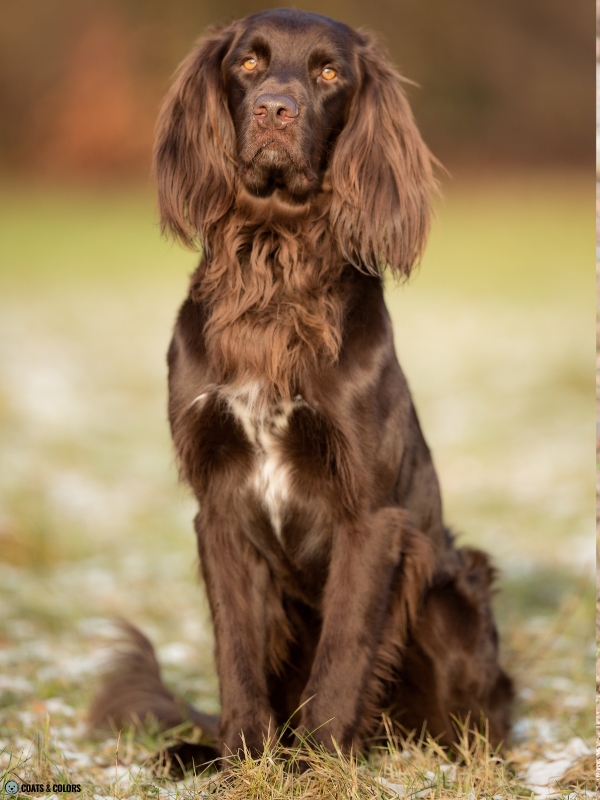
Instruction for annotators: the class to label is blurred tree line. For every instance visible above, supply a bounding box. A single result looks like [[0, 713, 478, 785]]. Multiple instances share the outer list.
[[0, 0, 592, 180]]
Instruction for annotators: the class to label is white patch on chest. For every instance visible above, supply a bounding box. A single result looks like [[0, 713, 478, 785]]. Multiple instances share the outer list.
[[225, 383, 301, 542]]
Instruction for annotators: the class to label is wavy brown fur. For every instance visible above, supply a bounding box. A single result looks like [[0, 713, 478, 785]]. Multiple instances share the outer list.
[[153, 16, 436, 403], [190, 210, 345, 402]]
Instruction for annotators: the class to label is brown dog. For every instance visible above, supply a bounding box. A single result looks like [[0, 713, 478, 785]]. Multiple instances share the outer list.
[[90, 8, 512, 767]]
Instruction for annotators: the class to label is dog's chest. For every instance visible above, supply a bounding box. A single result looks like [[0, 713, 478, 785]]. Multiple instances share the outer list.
[[227, 390, 300, 541]]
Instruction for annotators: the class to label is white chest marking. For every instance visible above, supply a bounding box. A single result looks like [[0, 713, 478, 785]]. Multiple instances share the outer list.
[[226, 385, 302, 542]]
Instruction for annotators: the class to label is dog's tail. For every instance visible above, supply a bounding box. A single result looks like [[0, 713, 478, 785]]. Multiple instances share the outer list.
[[89, 620, 220, 769]]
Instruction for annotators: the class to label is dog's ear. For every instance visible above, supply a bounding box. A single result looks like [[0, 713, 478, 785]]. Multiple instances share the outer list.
[[329, 34, 438, 278], [154, 23, 238, 247]]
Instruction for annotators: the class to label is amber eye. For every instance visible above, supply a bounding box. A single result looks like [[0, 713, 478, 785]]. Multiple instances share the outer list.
[[320, 67, 337, 81], [242, 57, 258, 71]]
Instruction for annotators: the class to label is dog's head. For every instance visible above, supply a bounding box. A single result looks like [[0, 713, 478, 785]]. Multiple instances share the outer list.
[[225, 10, 359, 204], [154, 8, 437, 277]]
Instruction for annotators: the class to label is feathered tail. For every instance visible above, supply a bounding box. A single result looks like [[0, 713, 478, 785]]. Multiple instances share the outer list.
[[88, 620, 220, 772]]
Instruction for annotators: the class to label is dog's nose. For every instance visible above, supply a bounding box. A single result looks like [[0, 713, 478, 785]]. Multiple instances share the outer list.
[[253, 94, 299, 129]]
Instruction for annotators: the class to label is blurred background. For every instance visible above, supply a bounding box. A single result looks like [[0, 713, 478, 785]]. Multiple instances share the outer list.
[[0, 0, 594, 786], [0, 0, 592, 177]]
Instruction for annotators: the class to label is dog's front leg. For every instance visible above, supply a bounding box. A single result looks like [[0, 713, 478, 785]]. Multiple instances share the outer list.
[[298, 508, 413, 752], [195, 509, 276, 760]]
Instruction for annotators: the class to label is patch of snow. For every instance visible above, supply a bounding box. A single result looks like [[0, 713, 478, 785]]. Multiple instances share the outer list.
[[45, 697, 75, 717], [0, 675, 33, 693], [512, 717, 556, 745], [524, 736, 593, 797], [158, 641, 194, 666], [377, 776, 432, 798]]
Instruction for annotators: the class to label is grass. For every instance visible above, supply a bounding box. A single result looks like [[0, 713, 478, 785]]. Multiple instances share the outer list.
[[0, 171, 594, 798]]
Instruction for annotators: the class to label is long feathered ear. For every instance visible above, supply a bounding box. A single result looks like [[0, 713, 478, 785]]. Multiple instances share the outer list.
[[329, 33, 438, 278], [153, 22, 238, 248]]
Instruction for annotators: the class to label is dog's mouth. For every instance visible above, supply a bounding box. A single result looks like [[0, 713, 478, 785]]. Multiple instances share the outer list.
[[240, 140, 319, 200], [251, 139, 300, 170]]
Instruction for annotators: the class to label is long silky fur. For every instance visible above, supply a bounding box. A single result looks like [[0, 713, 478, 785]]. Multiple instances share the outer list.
[[153, 25, 437, 403], [190, 209, 345, 402]]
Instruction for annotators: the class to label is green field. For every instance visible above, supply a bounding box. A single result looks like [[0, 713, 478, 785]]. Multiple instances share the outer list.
[[0, 172, 594, 798]]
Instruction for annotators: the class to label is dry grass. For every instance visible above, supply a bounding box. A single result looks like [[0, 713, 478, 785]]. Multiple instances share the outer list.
[[2, 718, 594, 799]]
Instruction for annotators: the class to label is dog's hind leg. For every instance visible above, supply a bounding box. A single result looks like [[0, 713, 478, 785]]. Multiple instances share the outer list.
[[388, 546, 513, 750]]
